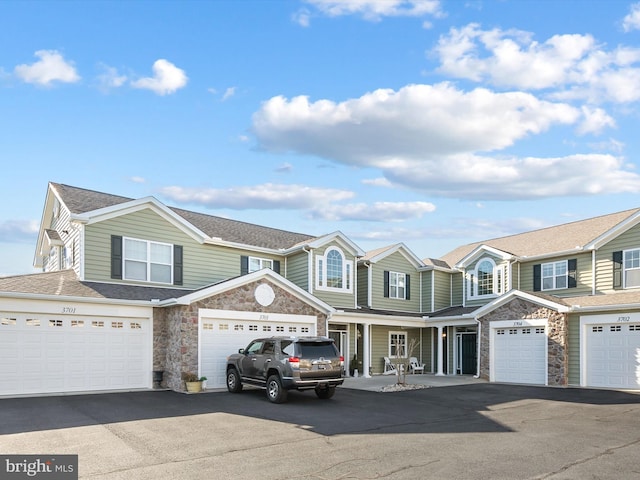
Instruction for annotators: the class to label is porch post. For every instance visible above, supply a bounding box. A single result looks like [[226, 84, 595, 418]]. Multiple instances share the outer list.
[[362, 323, 371, 378], [436, 325, 445, 376]]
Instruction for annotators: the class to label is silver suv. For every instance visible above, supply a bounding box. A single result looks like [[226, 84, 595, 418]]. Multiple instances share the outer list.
[[226, 336, 344, 403]]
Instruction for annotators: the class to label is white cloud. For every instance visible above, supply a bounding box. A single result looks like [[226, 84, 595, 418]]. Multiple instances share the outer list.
[[131, 59, 188, 95], [96, 64, 127, 92], [159, 183, 354, 210], [253, 82, 578, 163], [275, 162, 293, 173], [303, 0, 442, 21], [623, 2, 640, 32], [251, 83, 640, 200], [577, 106, 616, 135], [434, 24, 640, 104], [0, 220, 39, 242], [129, 176, 146, 184], [14, 50, 80, 86], [292, 8, 311, 26], [309, 201, 436, 221], [222, 86, 236, 101]]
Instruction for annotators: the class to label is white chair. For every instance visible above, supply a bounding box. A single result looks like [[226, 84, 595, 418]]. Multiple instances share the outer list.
[[409, 357, 425, 374], [383, 357, 398, 375]]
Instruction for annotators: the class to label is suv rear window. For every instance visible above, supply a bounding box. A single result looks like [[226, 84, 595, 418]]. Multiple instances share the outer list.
[[298, 342, 338, 358]]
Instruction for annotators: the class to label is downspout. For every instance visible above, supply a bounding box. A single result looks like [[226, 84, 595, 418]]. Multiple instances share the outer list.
[[474, 317, 481, 379], [431, 270, 435, 312], [366, 262, 372, 307]]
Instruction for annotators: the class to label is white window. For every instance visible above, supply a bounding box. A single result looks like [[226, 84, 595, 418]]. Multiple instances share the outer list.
[[389, 272, 406, 299], [542, 260, 567, 290], [389, 332, 407, 358], [249, 257, 273, 272], [316, 247, 353, 292], [624, 249, 640, 288], [124, 237, 173, 284], [467, 258, 507, 299]]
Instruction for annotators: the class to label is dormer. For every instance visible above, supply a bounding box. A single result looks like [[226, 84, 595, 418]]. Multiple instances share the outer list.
[[456, 245, 515, 304]]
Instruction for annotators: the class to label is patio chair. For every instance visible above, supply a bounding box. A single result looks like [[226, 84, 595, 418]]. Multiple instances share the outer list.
[[383, 357, 398, 375], [409, 357, 425, 374]]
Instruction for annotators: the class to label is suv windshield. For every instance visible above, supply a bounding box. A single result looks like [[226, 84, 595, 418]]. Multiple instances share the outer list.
[[298, 342, 338, 358]]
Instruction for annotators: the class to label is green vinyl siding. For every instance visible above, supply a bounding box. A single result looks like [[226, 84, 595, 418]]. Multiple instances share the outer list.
[[312, 242, 357, 309], [433, 270, 453, 311], [595, 223, 640, 293], [357, 265, 369, 306], [370, 251, 420, 312], [519, 252, 592, 296], [451, 272, 464, 306], [369, 325, 423, 375], [422, 271, 433, 312], [84, 208, 286, 289], [567, 314, 580, 385], [286, 251, 309, 291]]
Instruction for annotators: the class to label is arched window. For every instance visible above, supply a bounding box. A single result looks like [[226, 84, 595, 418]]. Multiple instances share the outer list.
[[316, 247, 353, 292], [468, 257, 507, 298], [477, 260, 494, 296]]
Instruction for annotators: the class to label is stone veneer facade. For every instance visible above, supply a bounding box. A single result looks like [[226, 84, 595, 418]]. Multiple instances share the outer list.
[[153, 279, 328, 392], [478, 297, 568, 386]]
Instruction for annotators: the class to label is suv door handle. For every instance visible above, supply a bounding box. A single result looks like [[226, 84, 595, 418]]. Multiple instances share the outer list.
[[265, 359, 272, 363]]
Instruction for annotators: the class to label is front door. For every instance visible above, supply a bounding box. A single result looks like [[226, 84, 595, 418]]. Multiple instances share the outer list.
[[456, 333, 477, 375]]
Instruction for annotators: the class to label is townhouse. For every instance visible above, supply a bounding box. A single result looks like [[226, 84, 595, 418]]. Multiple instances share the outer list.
[[0, 182, 639, 397]]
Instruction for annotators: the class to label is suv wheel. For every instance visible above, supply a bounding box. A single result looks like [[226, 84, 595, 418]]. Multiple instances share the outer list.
[[226, 368, 243, 393], [266, 374, 288, 403], [315, 386, 336, 399]]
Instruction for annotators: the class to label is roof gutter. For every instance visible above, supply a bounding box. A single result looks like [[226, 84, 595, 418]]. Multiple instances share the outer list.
[[0, 291, 156, 307]]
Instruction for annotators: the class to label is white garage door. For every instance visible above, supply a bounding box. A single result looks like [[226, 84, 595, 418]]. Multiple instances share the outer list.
[[585, 323, 640, 389], [200, 314, 316, 389], [0, 313, 151, 396], [493, 326, 547, 385]]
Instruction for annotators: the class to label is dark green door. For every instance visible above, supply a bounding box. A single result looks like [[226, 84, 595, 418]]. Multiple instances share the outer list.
[[461, 334, 477, 374]]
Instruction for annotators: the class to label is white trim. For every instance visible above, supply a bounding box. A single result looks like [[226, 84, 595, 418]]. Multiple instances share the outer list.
[[489, 317, 548, 385], [315, 246, 354, 293], [579, 312, 640, 388], [455, 244, 514, 269]]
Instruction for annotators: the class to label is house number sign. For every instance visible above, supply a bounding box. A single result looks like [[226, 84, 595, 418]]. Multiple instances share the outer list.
[[62, 307, 76, 314]]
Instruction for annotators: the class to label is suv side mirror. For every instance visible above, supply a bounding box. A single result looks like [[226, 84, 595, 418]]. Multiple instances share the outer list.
[[238, 348, 245, 354]]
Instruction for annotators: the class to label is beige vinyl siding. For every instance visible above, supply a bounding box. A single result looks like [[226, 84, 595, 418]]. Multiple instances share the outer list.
[[357, 265, 369, 306], [370, 252, 420, 312], [433, 270, 453, 311], [567, 313, 580, 385], [286, 251, 309, 291], [519, 252, 592, 296], [44, 203, 81, 275], [595, 223, 640, 293], [312, 242, 357, 309]]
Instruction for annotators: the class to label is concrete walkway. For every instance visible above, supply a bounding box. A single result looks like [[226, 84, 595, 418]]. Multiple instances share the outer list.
[[341, 373, 486, 391]]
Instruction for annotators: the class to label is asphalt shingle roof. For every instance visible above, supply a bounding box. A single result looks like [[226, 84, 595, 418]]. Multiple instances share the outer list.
[[0, 270, 192, 301], [51, 182, 316, 250]]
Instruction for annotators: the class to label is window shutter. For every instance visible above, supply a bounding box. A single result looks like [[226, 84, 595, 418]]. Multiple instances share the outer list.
[[173, 245, 183, 286], [241, 256, 249, 275], [111, 235, 122, 279], [613, 251, 623, 289], [383, 270, 389, 298], [273, 260, 280, 274], [567, 259, 577, 288], [533, 264, 541, 291], [405, 274, 410, 300]]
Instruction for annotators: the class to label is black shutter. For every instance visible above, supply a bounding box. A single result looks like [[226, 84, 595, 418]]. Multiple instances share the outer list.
[[405, 274, 410, 300], [241, 256, 249, 275], [567, 259, 577, 288], [383, 270, 389, 297], [533, 264, 541, 291], [111, 235, 122, 279], [613, 251, 623, 289], [173, 245, 183, 285], [273, 260, 280, 274]]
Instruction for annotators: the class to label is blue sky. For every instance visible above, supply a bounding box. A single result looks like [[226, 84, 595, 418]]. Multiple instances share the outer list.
[[2, 0, 640, 276]]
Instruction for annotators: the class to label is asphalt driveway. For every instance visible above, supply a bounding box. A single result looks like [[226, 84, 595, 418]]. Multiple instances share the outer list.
[[1, 384, 639, 479]]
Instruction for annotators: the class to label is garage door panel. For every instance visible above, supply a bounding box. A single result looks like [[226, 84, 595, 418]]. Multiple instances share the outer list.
[[200, 317, 317, 389], [0, 313, 151, 396], [585, 323, 640, 389], [493, 326, 547, 385]]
